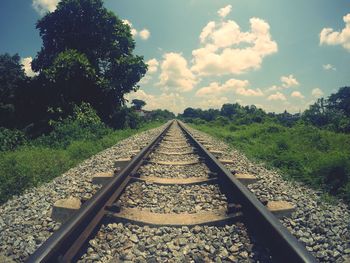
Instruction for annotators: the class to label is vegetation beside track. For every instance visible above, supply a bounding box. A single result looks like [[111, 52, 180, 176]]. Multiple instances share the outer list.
[[0, 104, 164, 204], [190, 120, 350, 204]]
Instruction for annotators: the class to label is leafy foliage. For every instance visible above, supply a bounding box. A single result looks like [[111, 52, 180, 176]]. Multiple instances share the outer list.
[[303, 87, 350, 132], [191, 121, 350, 204], [0, 117, 163, 204], [0, 128, 27, 151], [131, 99, 146, 110], [0, 53, 27, 128], [32, 0, 147, 124]]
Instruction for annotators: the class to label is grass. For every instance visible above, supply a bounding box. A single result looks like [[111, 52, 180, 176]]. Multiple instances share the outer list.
[[0, 121, 164, 204], [190, 121, 350, 204]]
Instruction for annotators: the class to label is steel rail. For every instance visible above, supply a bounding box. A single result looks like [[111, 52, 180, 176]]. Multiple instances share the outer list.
[[26, 121, 173, 263], [177, 120, 317, 263]]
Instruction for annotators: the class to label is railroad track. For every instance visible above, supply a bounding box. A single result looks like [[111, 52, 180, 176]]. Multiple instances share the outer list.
[[27, 120, 316, 262]]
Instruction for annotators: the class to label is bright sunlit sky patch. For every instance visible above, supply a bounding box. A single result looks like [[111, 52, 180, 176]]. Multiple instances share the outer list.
[[1, 0, 349, 113]]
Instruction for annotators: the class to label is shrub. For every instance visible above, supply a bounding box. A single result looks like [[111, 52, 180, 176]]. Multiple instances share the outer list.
[[36, 103, 109, 148], [0, 128, 27, 151], [0, 147, 72, 203], [312, 153, 350, 195]]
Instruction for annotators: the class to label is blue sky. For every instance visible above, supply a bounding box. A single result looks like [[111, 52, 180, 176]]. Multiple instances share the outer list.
[[1, 0, 349, 113]]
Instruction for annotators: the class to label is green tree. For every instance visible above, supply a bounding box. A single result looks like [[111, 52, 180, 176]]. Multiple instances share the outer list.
[[220, 103, 242, 118], [32, 0, 147, 124], [0, 53, 27, 128], [131, 99, 146, 110], [328, 87, 350, 117]]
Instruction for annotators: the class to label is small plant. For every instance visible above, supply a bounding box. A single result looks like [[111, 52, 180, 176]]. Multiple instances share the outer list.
[[0, 128, 27, 151]]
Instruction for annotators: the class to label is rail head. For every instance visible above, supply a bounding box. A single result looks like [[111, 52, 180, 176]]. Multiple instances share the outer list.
[[177, 120, 317, 263]]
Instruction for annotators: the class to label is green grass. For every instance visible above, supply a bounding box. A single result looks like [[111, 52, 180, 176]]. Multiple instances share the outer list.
[[191, 121, 350, 204], [0, 121, 163, 204]]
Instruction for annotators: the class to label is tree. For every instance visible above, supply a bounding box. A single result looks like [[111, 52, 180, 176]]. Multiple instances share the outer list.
[[0, 53, 27, 128], [220, 103, 241, 118], [32, 0, 147, 124], [131, 99, 146, 110], [42, 50, 98, 115], [328, 87, 350, 117]]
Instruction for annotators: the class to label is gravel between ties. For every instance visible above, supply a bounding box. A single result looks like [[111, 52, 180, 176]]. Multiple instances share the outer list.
[[0, 125, 166, 262], [120, 182, 227, 214], [79, 223, 271, 263], [137, 163, 210, 178]]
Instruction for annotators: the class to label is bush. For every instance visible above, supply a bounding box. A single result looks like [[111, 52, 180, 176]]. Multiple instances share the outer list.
[[311, 153, 350, 195], [190, 120, 350, 204], [0, 147, 72, 203], [215, 116, 230, 126], [0, 128, 27, 151], [0, 117, 164, 204], [36, 103, 109, 148]]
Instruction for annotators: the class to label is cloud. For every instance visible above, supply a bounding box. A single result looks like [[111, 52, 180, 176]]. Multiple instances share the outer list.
[[122, 19, 150, 40], [281, 74, 299, 88], [320, 13, 350, 51], [139, 75, 152, 85], [146, 58, 159, 73], [21, 57, 37, 77], [138, 59, 159, 85], [265, 85, 280, 92], [139, 29, 150, 40], [126, 89, 185, 114], [311, 88, 324, 98], [32, 0, 59, 15], [192, 16, 277, 76], [196, 79, 263, 97], [264, 74, 299, 93], [218, 5, 232, 18], [267, 92, 286, 101], [322, 64, 336, 71], [291, 91, 305, 99], [196, 96, 229, 109], [158, 52, 197, 92], [199, 22, 216, 43]]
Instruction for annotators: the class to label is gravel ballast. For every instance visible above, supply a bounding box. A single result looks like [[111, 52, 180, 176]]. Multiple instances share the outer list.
[[120, 182, 227, 213], [137, 163, 210, 178], [0, 125, 166, 262], [79, 223, 271, 263], [2, 121, 349, 262], [186, 124, 350, 262]]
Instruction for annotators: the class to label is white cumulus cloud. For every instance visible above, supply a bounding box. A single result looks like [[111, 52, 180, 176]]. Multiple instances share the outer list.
[[281, 74, 299, 88], [311, 88, 324, 98], [218, 5, 232, 18], [122, 19, 150, 40], [196, 79, 263, 97], [196, 96, 229, 109], [267, 92, 286, 101], [322, 64, 336, 71], [291, 91, 304, 99], [192, 16, 277, 76], [21, 57, 37, 77], [32, 0, 59, 15], [139, 29, 150, 40], [158, 52, 197, 92], [126, 89, 185, 114], [320, 13, 350, 51], [146, 58, 159, 73]]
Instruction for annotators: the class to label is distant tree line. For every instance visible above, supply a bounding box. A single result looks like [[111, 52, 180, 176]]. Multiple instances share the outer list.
[[179, 86, 350, 133]]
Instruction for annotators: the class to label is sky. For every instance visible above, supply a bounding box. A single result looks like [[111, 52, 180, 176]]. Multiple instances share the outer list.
[[0, 0, 349, 114]]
